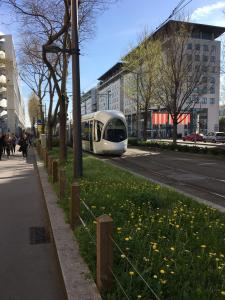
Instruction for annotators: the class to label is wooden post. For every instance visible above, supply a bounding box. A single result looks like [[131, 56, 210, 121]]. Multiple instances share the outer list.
[[59, 168, 66, 201], [96, 215, 113, 293], [52, 160, 58, 183], [70, 182, 80, 229]]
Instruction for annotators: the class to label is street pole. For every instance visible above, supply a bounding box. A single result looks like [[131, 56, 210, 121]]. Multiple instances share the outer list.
[[136, 73, 140, 139], [71, 0, 82, 178]]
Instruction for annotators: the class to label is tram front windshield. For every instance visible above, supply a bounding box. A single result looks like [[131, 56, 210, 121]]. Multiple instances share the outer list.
[[103, 118, 127, 142]]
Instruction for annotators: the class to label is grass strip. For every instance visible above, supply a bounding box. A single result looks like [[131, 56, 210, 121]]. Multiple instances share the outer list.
[[49, 148, 225, 300]]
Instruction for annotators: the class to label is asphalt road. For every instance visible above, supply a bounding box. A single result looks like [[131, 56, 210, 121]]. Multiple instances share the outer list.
[[100, 147, 225, 210]]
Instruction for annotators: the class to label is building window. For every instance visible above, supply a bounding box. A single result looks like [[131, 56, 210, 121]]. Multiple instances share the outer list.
[[210, 56, 215, 63], [202, 97, 207, 104], [210, 87, 215, 94], [187, 43, 192, 50], [210, 77, 215, 84], [203, 55, 208, 62], [195, 55, 200, 62], [203, 45, 209, 51], [210, 98, 215, 104], [195, 44, 200, 51]]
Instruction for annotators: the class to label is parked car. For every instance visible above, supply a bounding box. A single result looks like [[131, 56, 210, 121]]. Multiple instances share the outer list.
[[182, 133, 204, 142], [203, 132, 225, 143]]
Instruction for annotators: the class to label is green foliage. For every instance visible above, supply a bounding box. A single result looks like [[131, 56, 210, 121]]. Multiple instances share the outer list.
[[51, 149, 225, 300]]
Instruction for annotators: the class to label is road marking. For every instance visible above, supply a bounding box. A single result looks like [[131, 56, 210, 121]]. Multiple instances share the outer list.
[[218, 179, 225, 183], [210, 192, 225, 199], [198, 162, 217, 166]]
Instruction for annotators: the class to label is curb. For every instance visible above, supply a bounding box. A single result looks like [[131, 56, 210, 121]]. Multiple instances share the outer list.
[[35, 151, 102, 300]]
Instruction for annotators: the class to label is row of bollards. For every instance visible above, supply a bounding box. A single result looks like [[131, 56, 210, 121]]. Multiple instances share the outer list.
[[36, 143, 113, 294]]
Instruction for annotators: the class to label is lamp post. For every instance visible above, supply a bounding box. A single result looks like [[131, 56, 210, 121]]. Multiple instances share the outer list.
[[71, 0, 82, 179]]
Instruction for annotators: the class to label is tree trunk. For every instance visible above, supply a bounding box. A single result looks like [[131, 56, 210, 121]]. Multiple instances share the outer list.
[[143, 107, 148, 141], [47, 122, 53, 150], [172, 119, 178, 145]]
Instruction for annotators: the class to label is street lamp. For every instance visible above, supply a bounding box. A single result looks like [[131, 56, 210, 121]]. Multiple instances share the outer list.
[[71, 0, 82, 179]]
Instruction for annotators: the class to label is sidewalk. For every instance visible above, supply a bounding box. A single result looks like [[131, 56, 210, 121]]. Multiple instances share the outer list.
[[0, 148, 67, 300]]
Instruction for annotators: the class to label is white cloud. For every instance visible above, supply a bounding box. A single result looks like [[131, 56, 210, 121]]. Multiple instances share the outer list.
[[191, 2, 225, 20]]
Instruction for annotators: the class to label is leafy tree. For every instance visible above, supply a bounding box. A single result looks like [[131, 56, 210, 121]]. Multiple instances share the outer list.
[[155, 20, 211, 144], [28, 93, 40, 136], [123, 28, 161, 141]]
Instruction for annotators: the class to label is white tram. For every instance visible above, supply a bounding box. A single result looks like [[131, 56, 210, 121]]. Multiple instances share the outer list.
[[81, 110, 128, 155]]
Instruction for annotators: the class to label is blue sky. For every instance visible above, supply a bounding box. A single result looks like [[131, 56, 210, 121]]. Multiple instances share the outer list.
[[1, 0, 225, 125]]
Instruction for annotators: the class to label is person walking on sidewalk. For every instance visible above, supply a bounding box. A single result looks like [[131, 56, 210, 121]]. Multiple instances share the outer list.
[[5, 134, 12, 159], [18, 134, 28, 158], [0, 134, 5, 160], [11, 133, 17, 155]]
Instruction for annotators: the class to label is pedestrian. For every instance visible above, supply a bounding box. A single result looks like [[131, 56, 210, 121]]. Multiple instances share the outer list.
[[5, 134, 12, 158], [2, 134, 6, 154], [18, 134, 28, 158], [0, 134, 5, 160], [11, 133, 16, 154]]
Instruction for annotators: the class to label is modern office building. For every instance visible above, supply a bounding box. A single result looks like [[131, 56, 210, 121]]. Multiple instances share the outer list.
[[0, 34, 25, 135], [82, 20, 225, 137], [81, 87, 98, 115]]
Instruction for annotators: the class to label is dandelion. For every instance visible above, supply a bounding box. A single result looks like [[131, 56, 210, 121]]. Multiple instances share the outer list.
[[117, 227, 122, 231], [153, 275, 157, 279], [129, 271, 134, 276], [91, 205, 96, 209], [93, 220, 97, 224], [160, 269, 165, 274], [160, 279, 167, 284], [200, 245, 207, 248], [137, 295, 142, 299], [170, 247, 175, 251], [170, 271, 175, 274], [125, 237, 129, 241], [221, 291, 225, 296], [121, 254, 126, 258]]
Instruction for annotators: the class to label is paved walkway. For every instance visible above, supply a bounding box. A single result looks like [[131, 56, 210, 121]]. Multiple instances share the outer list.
[[0, 147, 66, 300]]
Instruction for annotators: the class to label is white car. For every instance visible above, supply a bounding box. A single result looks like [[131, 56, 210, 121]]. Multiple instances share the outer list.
[[203, 132, 225, 143]]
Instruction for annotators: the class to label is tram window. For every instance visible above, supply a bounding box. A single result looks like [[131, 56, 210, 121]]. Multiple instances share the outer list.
[[103, 118, 127, 142], [95, 121, 103, 142], [81, 121, 90, 140]]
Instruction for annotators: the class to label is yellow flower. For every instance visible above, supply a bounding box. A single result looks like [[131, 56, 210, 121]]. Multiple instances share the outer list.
[[93, 220, 97, 224], [121, 254, 126, 258], [170, 247, 175, 251], [125, 237, 129, 241], [160, 269, 165, 274], [160, 279, 167, 284], [221, 291, 225, 296], [129, 271, 134, 276], [117, 227, 122, 231], [153, 275, 157, 279], [137, 296, 142, 299], [201, 245, 207, 248]]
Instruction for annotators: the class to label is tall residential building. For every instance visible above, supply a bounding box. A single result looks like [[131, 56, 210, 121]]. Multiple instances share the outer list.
[[0, 34, 25, 135], [92, 20, 225, 138]]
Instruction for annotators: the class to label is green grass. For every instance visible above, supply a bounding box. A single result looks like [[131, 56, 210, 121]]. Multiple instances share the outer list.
[[49, 148, 225, 299]]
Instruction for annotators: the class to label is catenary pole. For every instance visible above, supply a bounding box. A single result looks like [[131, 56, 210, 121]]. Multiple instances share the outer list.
[[71, 0, 83, 178]]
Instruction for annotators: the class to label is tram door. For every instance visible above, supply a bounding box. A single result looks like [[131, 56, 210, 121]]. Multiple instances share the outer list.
[[89, 120, 93, 152]]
